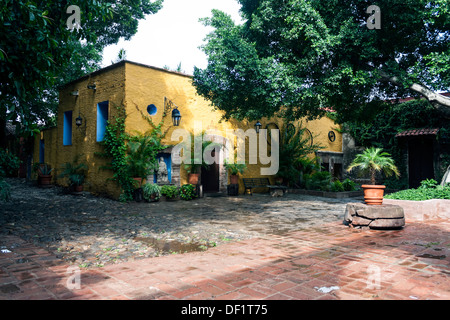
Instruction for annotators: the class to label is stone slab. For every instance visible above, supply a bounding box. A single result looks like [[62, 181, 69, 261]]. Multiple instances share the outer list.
[[344, 203, 405, 229], [369, 217, 406, 228]]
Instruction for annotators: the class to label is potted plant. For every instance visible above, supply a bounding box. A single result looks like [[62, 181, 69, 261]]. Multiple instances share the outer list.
[[161, 185, 179, 201], [33, 162, 53, 187], [347, 147, 400, 205], [58, 160, 88, 192], [142, 183, 162, 202], [184, 161, 202, 185], [224, 160, 247, 184]]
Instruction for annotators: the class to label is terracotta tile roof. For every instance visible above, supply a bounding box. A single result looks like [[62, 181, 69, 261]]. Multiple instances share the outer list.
[[396, 128, 439, 137]]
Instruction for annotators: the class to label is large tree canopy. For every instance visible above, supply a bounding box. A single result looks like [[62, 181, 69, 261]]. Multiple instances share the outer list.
[[193, 0, 450, 123], [0, 0, 162, 142]]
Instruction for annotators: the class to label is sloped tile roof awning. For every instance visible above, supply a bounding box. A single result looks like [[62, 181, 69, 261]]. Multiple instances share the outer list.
[[396, 128, 439, 137]]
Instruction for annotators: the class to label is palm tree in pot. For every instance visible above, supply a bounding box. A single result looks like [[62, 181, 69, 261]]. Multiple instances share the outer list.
[[58, 160, 88, 192], [347, 147, 400, 205]]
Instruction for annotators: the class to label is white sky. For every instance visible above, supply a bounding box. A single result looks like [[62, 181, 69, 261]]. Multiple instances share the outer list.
[[101, 0, 244, 75]]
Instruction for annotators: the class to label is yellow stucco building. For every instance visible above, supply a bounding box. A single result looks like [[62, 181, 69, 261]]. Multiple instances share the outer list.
[[34, 60, 343, 199]]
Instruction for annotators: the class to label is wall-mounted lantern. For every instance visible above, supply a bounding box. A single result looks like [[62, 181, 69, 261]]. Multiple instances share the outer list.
[[172, 108, 181, 127], [75, 112, 86, 135], [255, 121, 262, 133], [164, 97, 182, 127], [75, 115, 83, 127], [87, 83, 96, 91]]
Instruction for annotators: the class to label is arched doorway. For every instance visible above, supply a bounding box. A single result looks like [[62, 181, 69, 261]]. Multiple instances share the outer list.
[[201, 149, 220, 193]]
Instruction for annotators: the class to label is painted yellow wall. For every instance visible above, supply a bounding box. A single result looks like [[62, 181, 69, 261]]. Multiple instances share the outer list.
[[36, 61, 342, 198], [34, 63, 127, 198]]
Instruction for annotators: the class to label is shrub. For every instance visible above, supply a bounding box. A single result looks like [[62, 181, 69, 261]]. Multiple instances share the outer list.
[[385, 180, 450, 201], [0, 149, 21, 177], [161, 185, 179, 199], [0, 177, 11, 202], [342, 178, 357, 191], [331, 180, 345, 192], [304, 171, 332, 191], [419, 178, 438, 189], [180, 184, 196, 200]]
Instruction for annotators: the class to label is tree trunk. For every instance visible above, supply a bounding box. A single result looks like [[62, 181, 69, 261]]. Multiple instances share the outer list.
[[409, 83, 450, 118], [371, 168, 376, 185], [384, 74, 450, 118]]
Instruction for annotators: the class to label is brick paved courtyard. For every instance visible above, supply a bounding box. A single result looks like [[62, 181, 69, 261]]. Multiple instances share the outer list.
[[1, 218, 449, 300]]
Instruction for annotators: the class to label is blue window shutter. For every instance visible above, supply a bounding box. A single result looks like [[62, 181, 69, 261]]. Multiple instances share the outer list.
[[97, 101, 109, 142], [63, 111, 72, 146]]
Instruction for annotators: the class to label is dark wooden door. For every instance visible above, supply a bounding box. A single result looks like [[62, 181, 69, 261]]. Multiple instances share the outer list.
[[201, 150, 220, 193], [408, 137, 434, 188]]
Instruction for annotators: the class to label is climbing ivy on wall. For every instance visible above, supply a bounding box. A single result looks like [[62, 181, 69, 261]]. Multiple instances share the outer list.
[[97, 102, 135, 202], [96, 101, 172, 202]]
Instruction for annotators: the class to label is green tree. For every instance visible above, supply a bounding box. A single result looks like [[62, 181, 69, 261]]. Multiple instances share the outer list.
[[0, 0, 163, 145], [193, 0, 450, 124]]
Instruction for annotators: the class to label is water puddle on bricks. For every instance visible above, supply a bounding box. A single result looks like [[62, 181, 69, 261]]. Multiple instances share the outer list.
[[416, 253, 447, 260], [133, 237, 211, 254]]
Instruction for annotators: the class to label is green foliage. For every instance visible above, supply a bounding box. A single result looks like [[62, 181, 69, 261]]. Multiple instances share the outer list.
[[385, 180, 450, 201], [342, 178, 357, 192], [32, 162, 53, 176], [304, 171, 332, 191], [0, 149, 21, 177], [142, 183, 161, 202], [193, 1, 449, 124], [0, 0, 163, 133], [126, 133, 163, 179], [347, 147, 400, 185], [179, 184, 196, 201], [98, 102, 170, 202], [183, 132, 222, 174], [419, 179, 439, 189], [344, 99, 450, 187], [98, 102, 135, 202], [161, 185, 179, 199], [331, 180, 344, 192], [278, 123, 323, 187], [58, 156, 88, 186], [224, 161, 247, 175], [0, 177, 11, 202]]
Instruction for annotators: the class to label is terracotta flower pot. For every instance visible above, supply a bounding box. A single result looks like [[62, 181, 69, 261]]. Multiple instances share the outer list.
[[362, 185, 385, 205], [188, 173, 199, 185], [38, 175, 52, 186], [230, 174, 239, 185], [74, 185, 83, 192]]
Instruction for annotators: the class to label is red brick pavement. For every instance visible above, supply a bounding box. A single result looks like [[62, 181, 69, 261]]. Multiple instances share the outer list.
[[1, 220, 449, 300]]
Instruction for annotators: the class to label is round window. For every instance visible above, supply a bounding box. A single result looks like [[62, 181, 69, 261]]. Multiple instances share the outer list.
[[147, 104, 157, 116]]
